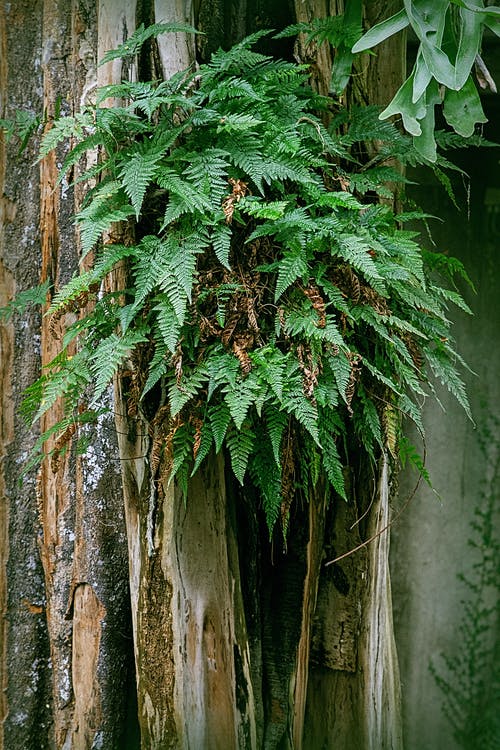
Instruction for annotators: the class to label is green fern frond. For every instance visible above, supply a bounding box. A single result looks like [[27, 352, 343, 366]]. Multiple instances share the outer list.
[[93, 243, 138, 277], [99, 22, 199, 66], [249, 428, 282, 535], [226, 422, 255, 485], [20, 376, 47, 424], [320, 428, 347, 500], [208, 402, 232, 454], [263, 153, 319, 186], [239, 197, 289, 220], [398, 436, 432, 486], [359, 389, 384, 452], [157, 168, 213, 227], [77, 183, 135, 257], [208, 76, 262, 102], [212, 282, 242, 326], [90, 328, 148, 404], [334, 234, 386, 292], [363, 358, 402, 398], [153, 296, 182, 353], [206, 352, 240, 398], [264, 405, 288, 465], [118, 140, 165, 218], [431, 286, 473, 315], [57, 132, 112, 184], [223, 372, 264, 430], [329, 350, 353, 406], [36, 349, 92, 420], [250, 348, 288, 401], [141, 336, 168, 397], [132, 234, 198, 316], [183, 149, 229, 204], [274, 250, 309, 301], [0, 280, 51, 322], [206, 30, 271, 75], [169, 365, 208, 417], [39, 113, 94, 159], [314, 367, 340, 408], [426, 347, 472, 420], [47, 271, 99, 315], [422, 250, 476, 292], [169, 422, 194, 495], [96, 80, 155, 104], [212, 223, 232, 268], [282, 384, 320, 445], [217, 112, 264, 133], [391, 281, 445, 318]]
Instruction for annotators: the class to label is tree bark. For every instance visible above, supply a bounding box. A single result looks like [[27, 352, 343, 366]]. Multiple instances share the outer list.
[[1, 3, 52, 748], [1, 2, 136, 748]]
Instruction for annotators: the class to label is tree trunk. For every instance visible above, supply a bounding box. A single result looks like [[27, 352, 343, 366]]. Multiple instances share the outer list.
[[1, 2, 135, 748], [1, 2, 405, 748], [1, 3, 52, 747]]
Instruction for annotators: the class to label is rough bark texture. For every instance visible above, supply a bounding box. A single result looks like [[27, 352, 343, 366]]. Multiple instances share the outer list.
[[1, 2, 135, 748], [1, 3, 52, 748], [1, 2, 406, 748]]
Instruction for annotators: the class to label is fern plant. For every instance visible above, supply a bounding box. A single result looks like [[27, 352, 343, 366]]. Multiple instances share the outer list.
[[3, 27, 476, 536]]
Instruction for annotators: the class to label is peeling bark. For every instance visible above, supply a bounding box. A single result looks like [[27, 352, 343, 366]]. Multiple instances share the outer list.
[[361, 457, 402, 750], [0, 9, 11, 741], [0, 2, 136, 748]]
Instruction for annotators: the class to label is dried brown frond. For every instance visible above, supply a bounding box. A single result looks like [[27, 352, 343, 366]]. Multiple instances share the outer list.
[[280, 434, 296, 533], [149, 405, 171, 475], [172, 345, 183, 386], [51, 422, 77, 473], [232, 334, 253, 374], [345, 351, 362, 414], [297, 343, 321, 401], [222, 177, 249, 223], [303, 283, 326, 328], [191, 416, 203, 460], [362, 285, 391, 316], [48, 282, 101, 339], [403, 334, 424, 372]]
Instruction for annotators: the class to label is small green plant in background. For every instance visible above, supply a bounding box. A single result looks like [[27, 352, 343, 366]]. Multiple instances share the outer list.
[[1, 15, 491, 537], [431, 414, 500, 750]]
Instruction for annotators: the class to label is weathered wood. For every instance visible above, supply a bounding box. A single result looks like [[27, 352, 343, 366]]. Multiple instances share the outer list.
[[154, 0, 196, 79], [361, 456, 403, 750], [291, 490, 327, 749], [11, 2, 137, 748], [0, 10, 11, 744], [293, 0, 335, 96]]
